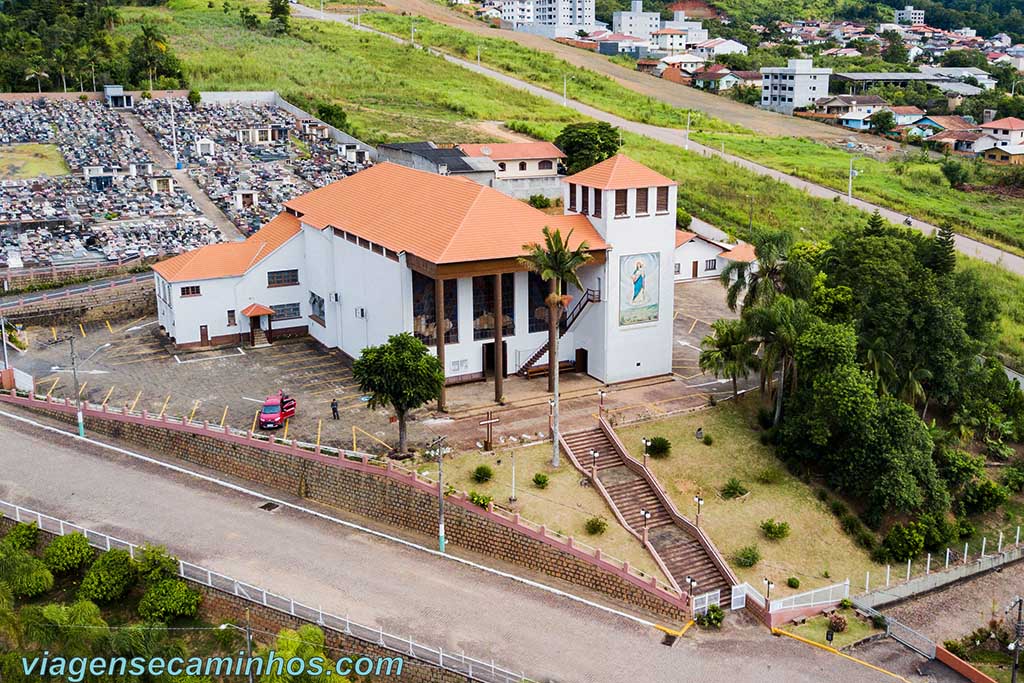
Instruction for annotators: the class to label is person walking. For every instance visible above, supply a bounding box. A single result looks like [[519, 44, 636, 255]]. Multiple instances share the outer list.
[[330, 398, 339, 420]]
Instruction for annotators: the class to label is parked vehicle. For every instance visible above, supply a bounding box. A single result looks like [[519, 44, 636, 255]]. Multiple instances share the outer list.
[[259, 390, 296, 429]]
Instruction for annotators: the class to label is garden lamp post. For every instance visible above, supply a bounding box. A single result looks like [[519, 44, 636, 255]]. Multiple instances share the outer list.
[[598, 389, 607, 417], [562, 74, 575, 106], [219, 608, 254, 683], [0, 310, 9, 370], [642, 437, 652, 468], [763, 578, 774, 610], [548, 398, 554, 438], [1006, 596, 1024, 683], [590, 448, 599, 480], [640, 507, 651, 545], [685, 575, 698, 613], [693, 495, 704, 528]]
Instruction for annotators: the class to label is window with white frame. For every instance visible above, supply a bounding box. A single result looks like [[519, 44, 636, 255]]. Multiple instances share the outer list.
[[705, 259, 717, 271]]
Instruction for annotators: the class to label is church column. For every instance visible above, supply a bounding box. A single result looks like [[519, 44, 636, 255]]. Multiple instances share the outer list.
[[435, 277, 446, 411], [494, 273, 504, 403]]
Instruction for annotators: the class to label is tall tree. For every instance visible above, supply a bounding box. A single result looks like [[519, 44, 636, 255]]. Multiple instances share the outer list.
[[268, 0, 290, 30], [744, 295, 813, 424], [134, 22, 168, 91], [554, 122, 621, 174], [352, 333, 444, 454], [699, 319, 759, 400], [519, 227, 592, 467], [926, 224, 957, 276], [720, 229, 811, 311]]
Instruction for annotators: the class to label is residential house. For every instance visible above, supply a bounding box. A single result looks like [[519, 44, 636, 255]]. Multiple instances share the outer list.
[[975, 117, 1024, 158], [814, 95, 889, 116], [691, 38, 748, 59], [822, 47, 863, 58], [915, 115, 980, 134], [652, 28, 691, 54], [673, 231, 754, 281], [657, 52, 706, 74], [839, 108, 889, 130], [456, 141, 564, 198], [377, 142, 497, 186], [925, 130, 986, 154], [981, 147, 1024, 165], [692, 65, 742, 91], [888, 105, 925, 125], [154, 155, 680, 388], [919, 65, 997, 90], [660, 11, 708, 44]]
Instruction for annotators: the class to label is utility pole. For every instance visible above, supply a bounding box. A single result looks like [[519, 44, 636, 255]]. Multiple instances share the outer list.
[[69, 336, 84, 438], [0, 310, 9, 370], [429, 435, 448, 552], [1009, 596, 1024, 683], [477, 44, 482, 66], [847, 156, 854, 201], [169, 95, 179, 169], [685, 111, 691, 151]]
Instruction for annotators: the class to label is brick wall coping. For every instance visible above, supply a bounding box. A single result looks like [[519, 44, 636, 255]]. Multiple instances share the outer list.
[[0, 390, 689, 610], [0, 499, 525, 683]]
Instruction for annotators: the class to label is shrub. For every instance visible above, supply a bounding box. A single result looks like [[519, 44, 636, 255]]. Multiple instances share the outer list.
[[839, 598, 853, 609], [760, 518, 791, 541], [944, 639, 968, 659], [734, 545, 761, 567], [584, 517, 608, 535], [872, 613, 888, 630], [829, 613, 848, 633], [468, 491, 492, 509], [816, 489, 829, 503], [1002, 466, 1024, 493], [721, 478, 747, 499], [3, 522, 40, 551], [882, 523, 925, 562], [138, 579, 201, 622], [676, 208, 693, 230], [961, 478, 1009, 515], [787, 576, 800, 589], [79, 549, 137, 602], [136, 545, 178, 584], [532, 473, 549, 489], [695, 604, 724, 629], [527, 194, 552, 209], [956, 517, 976, 540], [855, 529, 877, 551], [43, 533, 94, 575], [702, 434, 714, 446], [756, 406, 774, 430], [472, 465, 494, 484], [829, 500, 848, 517], [0, 547, 54, 598], [840, 513, 863, 535], [755, 467, 783, 485], [919, 513, 956, 552], [647, 436, 671, 458]]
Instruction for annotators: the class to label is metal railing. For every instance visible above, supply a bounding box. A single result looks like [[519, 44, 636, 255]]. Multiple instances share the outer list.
[[770, 580, 849, 612], [854, 601, 935, 659], [0, 273, 154, 312], [0, 498, 534, 683]]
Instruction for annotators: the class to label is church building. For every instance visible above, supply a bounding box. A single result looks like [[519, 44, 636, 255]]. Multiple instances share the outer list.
[[153, 155, 678, 401]]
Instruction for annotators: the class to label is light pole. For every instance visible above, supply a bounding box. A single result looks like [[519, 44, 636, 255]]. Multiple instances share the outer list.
[[746, 194, 754, 231], [597, 389, 607, 418], [0, 310, 9, 370], [685, 110, 691, 151], [693, 495, 704, 527], [428, 435, 448, 552], [763, 577, 774, 611], [477, 44, 484, 66], [1007, 596, 1024, 683], [410, 22, 417, 47], [219, 609, 254, 683], [548, 398, 554, 439], [685, 575, 697, 596], [509, 450, 517, 503], [847, 156, 861, 202], [640, 507, 651, 545], [562, 74, 574, 106], [642, 437, 652, 468], [590, 448, 599, 480]]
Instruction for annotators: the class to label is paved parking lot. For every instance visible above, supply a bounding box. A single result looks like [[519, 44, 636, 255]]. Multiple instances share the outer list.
[[16, 318, 433, 453]]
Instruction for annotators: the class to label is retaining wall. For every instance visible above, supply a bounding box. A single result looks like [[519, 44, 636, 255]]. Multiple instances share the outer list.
[[3, 278, 155, 325], [1, 393, 690, 623], [935, 646, 998, 683]]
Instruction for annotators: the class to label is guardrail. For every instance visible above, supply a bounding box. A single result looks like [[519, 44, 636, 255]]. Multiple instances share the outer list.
[[771, 580, 849, 612], [0, 273, 154, 312], [0, 498, 531, 683], [0, 390, 689, 611]]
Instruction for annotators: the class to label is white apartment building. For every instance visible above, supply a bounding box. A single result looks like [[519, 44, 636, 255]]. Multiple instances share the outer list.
[[894, 5, 925, 25], [976, 117, 1024, 153], [760, 59, 832, 115], [661, 11, 708, 43], [612, 0, 661, 42], [501, 0, 534, 26], [511, 0, 595, 37], [154, 155, 678, 390]]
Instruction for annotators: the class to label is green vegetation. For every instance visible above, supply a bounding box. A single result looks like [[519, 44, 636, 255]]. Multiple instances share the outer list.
[[0, 144, 70, 180], [472, 464, 494, 483], [695, 603, 725, 629], [734, 544, 762, 567], [945, 621, 1021, 683], [783, 608, 881, 649]]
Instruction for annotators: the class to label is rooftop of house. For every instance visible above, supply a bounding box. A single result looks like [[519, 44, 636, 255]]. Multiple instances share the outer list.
[[377, 141, 484, 174], [920, 115, 979, 131], [674, 231, 696, 247], [564, 154, 676, 190], [981, 117, 1024, 130], [721, 242, 756, 262], [153, 211, 301, 283], [457, 141, 564, 161], [816, 94, 890, 106], [889, 105, 926, 115]]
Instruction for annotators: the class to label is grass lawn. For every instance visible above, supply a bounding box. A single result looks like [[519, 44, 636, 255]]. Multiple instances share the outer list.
[[0, 143, 69, 180], [781, 608, 882, 649], [691, 131, 1024, 256], [411, 443, 669, 582], [614, 399, 881, 594]]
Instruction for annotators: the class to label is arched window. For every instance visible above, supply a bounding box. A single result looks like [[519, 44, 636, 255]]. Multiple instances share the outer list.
[[498, 162, 507, 171], [538, 159, 553, 170], [518, 161, 528, 171]]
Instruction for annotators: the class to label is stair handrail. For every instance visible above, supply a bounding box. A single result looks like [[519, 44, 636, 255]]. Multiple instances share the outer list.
[[518, 288, 601, 374], [599, 417, 740, 587], [559, 432, 682, 594]]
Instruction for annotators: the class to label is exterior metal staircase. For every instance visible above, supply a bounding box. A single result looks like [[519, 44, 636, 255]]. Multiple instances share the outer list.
[[516, 288, 600, 377]]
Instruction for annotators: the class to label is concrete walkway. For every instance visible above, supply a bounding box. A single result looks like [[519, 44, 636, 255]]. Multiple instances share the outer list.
[[294, 5, 1024, 277], [0, 409, 902, 682]]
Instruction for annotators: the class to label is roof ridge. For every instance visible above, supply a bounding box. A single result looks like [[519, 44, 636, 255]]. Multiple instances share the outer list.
[[436, 182, 490, 263]]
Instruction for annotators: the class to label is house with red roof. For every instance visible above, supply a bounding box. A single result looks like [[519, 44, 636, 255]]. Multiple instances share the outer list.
[[674, 230, 756, 281], [154, 155, 681, 393]]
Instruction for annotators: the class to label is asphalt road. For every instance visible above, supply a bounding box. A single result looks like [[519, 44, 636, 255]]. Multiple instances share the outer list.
[[0, 410, 900, 682], [293, 4, 1024, 277]]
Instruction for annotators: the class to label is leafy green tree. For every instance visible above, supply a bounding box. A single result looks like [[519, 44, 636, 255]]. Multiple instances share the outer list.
[[0, 546, 53, 599], [352, 333, 444, 454], [744, 295, 813, 423], [869, 109, 895, 135], [78, 549, 137, 603], [554, 122, 621, 174], [720, 229, 811, 311], [881, 31, 908, 64], [940, 159, 970, 189], [19, 601, 108, 656], [699, 319, 759, 400], [133, 23, 169, 91], [925, 224, 957, 276], [188, 88, 201, 109], [254, 625, 351, 683], [519, 227, 592, 466], [268, 0, 290, 29]]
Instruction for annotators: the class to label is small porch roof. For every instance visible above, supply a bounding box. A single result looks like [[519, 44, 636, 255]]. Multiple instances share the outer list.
[[241, 303, 276, 317]]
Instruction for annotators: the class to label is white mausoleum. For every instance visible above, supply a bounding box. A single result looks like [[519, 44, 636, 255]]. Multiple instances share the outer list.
[[153, 155, 678, 400]]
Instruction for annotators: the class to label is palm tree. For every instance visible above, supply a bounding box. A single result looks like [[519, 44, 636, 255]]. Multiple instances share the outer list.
[[24, 67, 48, 93], [20, 601, 108, 656], [861, 335, 896, 396], [898, 364, 932, 417], [743, 295, 812, 424], [699, 318, 759, 401], [137, 23, 168, 92], [520, 226, 592, 467], [720, 229, 811, 312]]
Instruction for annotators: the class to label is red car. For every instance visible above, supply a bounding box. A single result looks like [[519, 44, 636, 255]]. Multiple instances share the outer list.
[[259, 391, 296, 429]]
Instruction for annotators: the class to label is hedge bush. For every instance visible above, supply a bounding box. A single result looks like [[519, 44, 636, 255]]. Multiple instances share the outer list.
[[42, 533, 94, 575], [734, 545, 761, 567], [1002, 466, 1024, 493], [787, 576, 800, 589], [472, 465, 494, 484], [136, 545, 178, 584], [138, 579, 201, 622], [1, 547, 54, 598], [468, 491, 492, 509], [3, 522, 40, 551], [882, 523, 925, 562], [647, 436, 671, 458], [532, 473, 549, 489], [79, 549, 137, 602], [755, 467, 783, 485], [760, 518, 790, 541], [961, 478, 1009, 515], [584, 517, 608, 535], [696, 604, 724, 629], [702, 434, 714, 446], [721, 478, 748, 499]]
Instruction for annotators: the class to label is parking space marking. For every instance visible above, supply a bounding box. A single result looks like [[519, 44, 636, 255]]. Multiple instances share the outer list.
[[172, 348, 245, 364], [109, 355, 171, 367], [687, 318, 698, 334]]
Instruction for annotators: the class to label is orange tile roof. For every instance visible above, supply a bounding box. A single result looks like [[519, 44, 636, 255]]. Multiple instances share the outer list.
[[457, 142, 564, 161], [721, 242, 756, 262], [675, 230, 696, 247], [153, 212, 300, 283], [241, 303, 276, 317], [284, 163, 606, 264], [982, 116, 1024, 130], [564, 154, 676, 191]]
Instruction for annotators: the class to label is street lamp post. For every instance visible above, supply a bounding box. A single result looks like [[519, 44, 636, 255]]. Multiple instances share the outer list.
[[590, 448, 599, 480], [0, 310, 9, 370], [548, 398, 554, 439], [685, 575, 698, 614], [509, 450, 517, 503], [685, 111, 691, 151], [562, 74, 574, 106], [428, 435, 448, 553], [410, 22, 417, 47], [640, 507, 651, 545], [763, 578, 774, 614], [218, 608, 254, 683], [597, 389, 607, 418], [693, 495, 704, 527], [747, 194, 754, 231], [642, 437, 652, 468], [1007, 596, 1024, 683]]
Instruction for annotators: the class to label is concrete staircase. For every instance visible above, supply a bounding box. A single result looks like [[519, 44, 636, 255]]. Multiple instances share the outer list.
[[562, 426, 733, 597], [251, 328, 270, 348]]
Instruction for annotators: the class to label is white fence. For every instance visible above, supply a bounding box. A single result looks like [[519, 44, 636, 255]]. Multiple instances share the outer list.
[[730, 583, 765, 611], [692, 589, 720, 616], [770, 580, 849, 612], [0, 498, 533, 683]]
